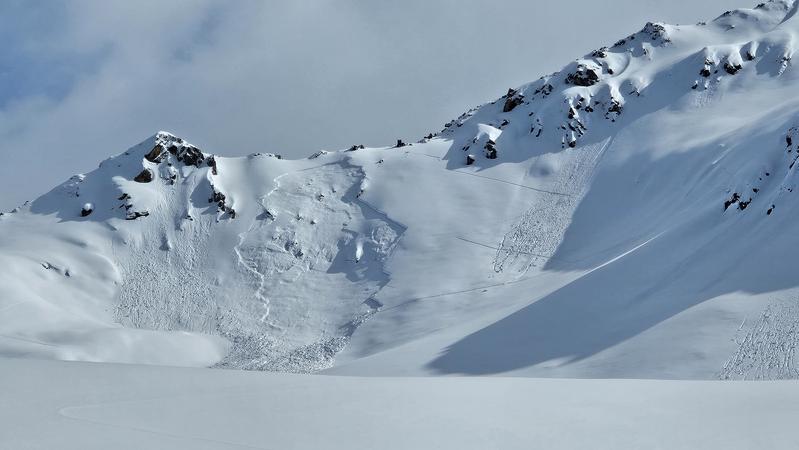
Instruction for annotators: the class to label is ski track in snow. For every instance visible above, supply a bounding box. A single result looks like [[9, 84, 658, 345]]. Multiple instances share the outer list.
[[720, 301, 799, 380], [451, 170, 572, 196], [57, 387, 274, 450], [493, 138, 611, 274]]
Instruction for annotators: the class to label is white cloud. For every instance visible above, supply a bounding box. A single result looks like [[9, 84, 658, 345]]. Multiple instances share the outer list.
[[0, 0, 740, 209]]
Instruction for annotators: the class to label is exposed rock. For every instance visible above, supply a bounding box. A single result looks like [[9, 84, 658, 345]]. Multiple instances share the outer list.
[[724, 192, 741, 210], [466, 154, 476, 166], [395, 139, 407, 148], [606, 99, 623, 120], [724, 62, 743, 75], [533, 83, 554, 97], [502, 88, 525, 112], [738, 198, 752, 210], [566, 64, 601, 87], [208, 188, 236, 218], [125, 211, 150, 220], [210, 190, 226, 207], [642, 22, 671, 44], [178, 146, 204, 167], [700, 59, 714, 77], [145, 144, 166, 163], [134, 169, 154, 183], [80, 203, 93, 217], [207, 156, 218, 175], [484, 140, 498, 160]]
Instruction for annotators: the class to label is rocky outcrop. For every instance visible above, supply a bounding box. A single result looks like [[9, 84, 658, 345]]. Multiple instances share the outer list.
[[209, 188, 236, 219], [134, 169, 154, 183], [700, 59, 714, 77], [145, 144, 166, 163], [566, 64, 601, 87], [207, 156, 218, 175], [641, 22, 671, 45], [502, 88, 525, 112], [80, 203, 93, 217], [484, 140, 498, 159], [125, 211, 150, 220], [171, 144, 204, 167], [724, 62, 743, 75], [724, 192, 742, 210]]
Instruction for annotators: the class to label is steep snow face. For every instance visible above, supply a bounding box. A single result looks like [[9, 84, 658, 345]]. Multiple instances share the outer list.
[[4, 1, 799, 378]]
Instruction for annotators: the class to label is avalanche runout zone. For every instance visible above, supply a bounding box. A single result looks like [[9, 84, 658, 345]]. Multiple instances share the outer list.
[[216, 163, 404, 372], [493, 138, 610, 274], [719, 301, 799, 380], [117, 162, 403, 372]]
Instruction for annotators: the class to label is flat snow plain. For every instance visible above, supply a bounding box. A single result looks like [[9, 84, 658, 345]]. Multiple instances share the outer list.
[[3, 358, 799, 450]]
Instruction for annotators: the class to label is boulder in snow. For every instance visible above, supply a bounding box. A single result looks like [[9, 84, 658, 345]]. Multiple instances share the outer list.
[[80, 203, 94, 217]]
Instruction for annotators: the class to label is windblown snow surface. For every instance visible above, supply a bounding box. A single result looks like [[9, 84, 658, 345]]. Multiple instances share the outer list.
[[5, 1, 799, 448]]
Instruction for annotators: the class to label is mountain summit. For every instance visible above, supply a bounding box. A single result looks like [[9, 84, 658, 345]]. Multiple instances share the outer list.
[[3, 0, 799, 379]]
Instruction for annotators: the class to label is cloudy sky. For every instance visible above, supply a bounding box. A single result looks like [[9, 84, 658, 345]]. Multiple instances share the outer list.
[[1, 0, 740, 210]]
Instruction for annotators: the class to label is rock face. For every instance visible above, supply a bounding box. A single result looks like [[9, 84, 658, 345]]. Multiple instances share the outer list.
[[207, 156, 218, 175], [641, 22, 671, 44], [145, 145, 166, 163], [134, 169, 154, 183], [166, 144, 204, 167], [466, 154, 476, 165], [502, 88, 525, 112], [724, 62, 743, 75], [566, 64, 601, 86]]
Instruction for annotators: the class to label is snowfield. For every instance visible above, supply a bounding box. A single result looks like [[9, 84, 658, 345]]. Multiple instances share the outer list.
[[4, 0, 799, 447], [4, 358, 799, 450]]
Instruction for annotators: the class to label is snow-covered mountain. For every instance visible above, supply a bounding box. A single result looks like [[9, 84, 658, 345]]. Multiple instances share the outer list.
[[4, 0, 799, 380]]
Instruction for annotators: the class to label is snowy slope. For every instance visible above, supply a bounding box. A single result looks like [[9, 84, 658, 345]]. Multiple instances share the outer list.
[[4, 0, 799, 379]]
